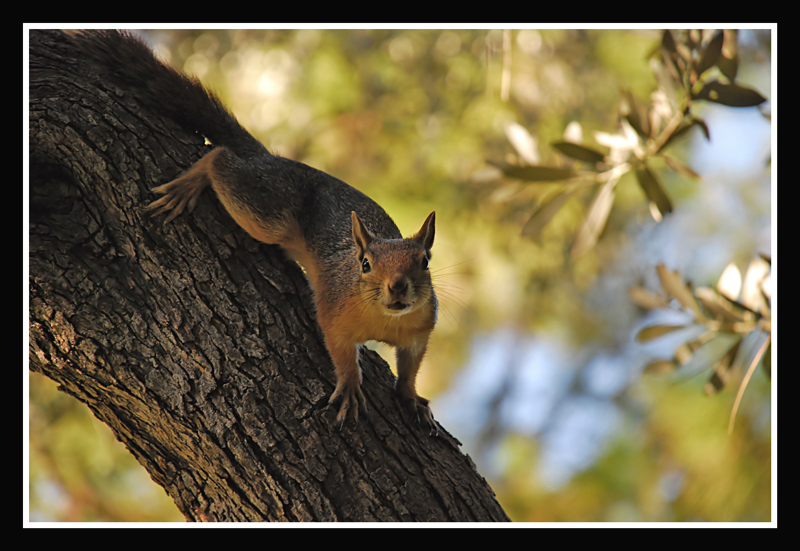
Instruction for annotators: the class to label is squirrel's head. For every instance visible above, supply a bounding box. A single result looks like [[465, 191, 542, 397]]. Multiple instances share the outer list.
[[351, 211, 435, 316]]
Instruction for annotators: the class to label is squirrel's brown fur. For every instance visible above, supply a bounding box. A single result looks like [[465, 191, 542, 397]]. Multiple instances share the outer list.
[[70, 30, 439, 430]]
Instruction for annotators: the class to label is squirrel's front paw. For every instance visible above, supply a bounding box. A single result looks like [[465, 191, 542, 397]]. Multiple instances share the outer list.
[[328, 380, 367, 427], [146, 174, 207, 224], [398, 393, 438, 436]]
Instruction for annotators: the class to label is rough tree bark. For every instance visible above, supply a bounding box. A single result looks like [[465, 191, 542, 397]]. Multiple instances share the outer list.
[[27, 29, 510, 522]]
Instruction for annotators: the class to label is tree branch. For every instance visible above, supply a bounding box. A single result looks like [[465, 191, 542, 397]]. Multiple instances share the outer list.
[[28, 29, 509, 522]]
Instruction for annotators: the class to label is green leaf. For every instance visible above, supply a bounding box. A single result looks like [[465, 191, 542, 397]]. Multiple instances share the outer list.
[[674, 329, 717, 365], [636, 166, 673, 219], [693, 118, 711, 141], [661, 29, 677, 54], [657, 118, 708, 153], [656, 265, 706, 321], [696, 31, 724, 75], [488, 160, 577, 182], [717, 30, 739, 82], [628, 286, 669, 309], [644, 359, 677, 375], [551, 141, 606, 164], [695, 287, 747, 323], [704, 338, 742, 394], [662, 154, 702, 180], [695, 80, 767, 107], [636, 324, 688, 342], [717, 52, 739, 82], [622, 90, 651, 140], [571, 179, 615, 256], [521, 188, 576, 242]]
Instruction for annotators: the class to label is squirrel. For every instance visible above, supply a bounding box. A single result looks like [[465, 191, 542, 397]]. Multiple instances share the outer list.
[[68, 30, 439, 431]]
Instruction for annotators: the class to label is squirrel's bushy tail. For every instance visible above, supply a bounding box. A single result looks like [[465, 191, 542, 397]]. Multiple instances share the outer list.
[[67, 29, 266, 157]]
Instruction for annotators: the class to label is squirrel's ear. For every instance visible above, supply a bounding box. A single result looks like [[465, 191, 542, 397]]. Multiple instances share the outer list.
[[351, 211, 373, 257], [413, 211, 435, 251]]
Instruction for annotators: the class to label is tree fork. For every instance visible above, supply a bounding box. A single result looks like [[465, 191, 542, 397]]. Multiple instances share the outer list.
[[27, 29, 510, 522]]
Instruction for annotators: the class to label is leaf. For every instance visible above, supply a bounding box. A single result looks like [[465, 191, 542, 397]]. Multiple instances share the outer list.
[[636, 166, 673, 219], [656, 265, 706, 321], [695, 287, 747, 323], [661, 29, 677, 54], [693, 117, 711, 141], [571, 178, 615, 257], [695, 80, 767, 107], [657, 118, 709, 153], [717, 52, 739, 82], [552, 141, 606, 164], [622, 90, 652, 140], [670, 118, 711, 146], [521, 188, 576, 241], [696, 31, 724, 75], [704, 338, 742, 394], [662, 154, 702, 180], [644, 359, 677, 375], [728, 333, 771, 434], [674, 329, 717, 365], [488, 160, 577, 182], [717, 30, 739, 82], [636, 324, 688, 342], [504, 121, 539, 164], [628, 286, 669, 309]]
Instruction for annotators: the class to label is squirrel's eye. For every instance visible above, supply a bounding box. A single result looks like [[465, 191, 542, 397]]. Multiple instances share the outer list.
[[421, 255, 429, 270], [361, 257, 371, 273]]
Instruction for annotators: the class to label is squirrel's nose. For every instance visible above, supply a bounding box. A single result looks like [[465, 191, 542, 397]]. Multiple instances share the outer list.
[[388, 275, 409, 295]]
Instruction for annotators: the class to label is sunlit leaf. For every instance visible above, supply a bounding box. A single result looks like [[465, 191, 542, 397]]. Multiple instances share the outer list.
[[695, 80, 767, 107], [696, 31, 724, 75], [729, 333, 771, 434], [637, 324, 688, 342], [674, 342, 693, 365], [716, 262, 742, 302], [563, 121, 584, 143], [521, 188, 576, 241], [571, 179, 615, 256], [551, 141, 606, 164], [488, 160, 577, 182], [662, 154, 702, 180], [628, 286, 669, 309], [674, 329, 717, 365], [636, 166, 673, 219], [656, 265, 706, 321], [695, 287, 748, 323], [704, 338, 743, 394], [644, 359, 677, 375], [504, 121, 540, 165], [742, 256, 771, 314]]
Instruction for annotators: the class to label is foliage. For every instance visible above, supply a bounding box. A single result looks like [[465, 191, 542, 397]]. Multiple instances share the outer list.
[[632, 257, 771, 433], [492, 30, 767, 256]]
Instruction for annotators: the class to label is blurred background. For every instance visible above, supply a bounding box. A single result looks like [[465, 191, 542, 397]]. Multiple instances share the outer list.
[[27, 27, 773, 523]]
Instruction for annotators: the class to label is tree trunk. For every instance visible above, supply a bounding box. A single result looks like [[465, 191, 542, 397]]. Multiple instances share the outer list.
[[27, 29, 510, 522]]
